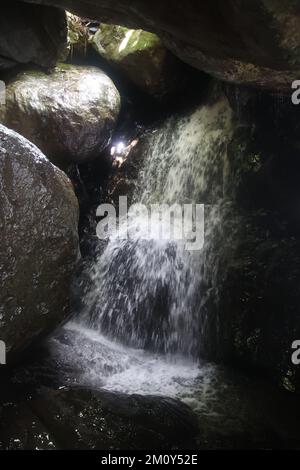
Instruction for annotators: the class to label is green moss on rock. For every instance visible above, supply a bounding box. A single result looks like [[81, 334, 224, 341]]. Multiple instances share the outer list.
[[93, 24, 161, 60], [91, 23, 187, 98]]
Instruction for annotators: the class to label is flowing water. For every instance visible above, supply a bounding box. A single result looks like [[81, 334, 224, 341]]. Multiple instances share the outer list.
[[79, 97, 233, 356], [62, 97, 234, 393], [40, 96, 233, 401], [15, 94, 300, 448]]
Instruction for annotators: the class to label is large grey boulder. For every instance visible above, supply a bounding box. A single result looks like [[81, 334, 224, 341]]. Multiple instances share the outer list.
[[0, 125, 79, 363], [0, 65, 121, 167], [0, 2, 67, 70], [21, 0, 300, 91]]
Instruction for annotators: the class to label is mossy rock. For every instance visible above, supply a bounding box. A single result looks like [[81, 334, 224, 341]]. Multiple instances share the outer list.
[[92, 24, 188, 98]]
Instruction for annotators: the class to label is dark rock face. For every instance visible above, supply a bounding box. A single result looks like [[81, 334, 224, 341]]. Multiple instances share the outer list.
[[0, 65, 121, 167], [0, 1, 67, 70], [197, 88, 300, 392], [21, 0, 300, 90], [0, 125, 79, 362], [218, 223, 300, 391], [0, 399, 57, 450], [199, 203, 300, 392], [0, 387, 198, 450]]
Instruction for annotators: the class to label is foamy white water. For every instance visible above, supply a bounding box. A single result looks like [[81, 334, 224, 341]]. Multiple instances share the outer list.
[[50, 322, 219, 411], [79, 97, 234, 358], [42, 95, 238, 417]]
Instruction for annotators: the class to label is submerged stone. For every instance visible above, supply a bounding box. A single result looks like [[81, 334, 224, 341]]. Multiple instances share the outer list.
[[0, 65, 121, 167]]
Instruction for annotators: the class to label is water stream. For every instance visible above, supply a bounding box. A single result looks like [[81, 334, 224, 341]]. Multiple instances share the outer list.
[[29, 95, 300, 448], [27, 96, 230, 406], [79, 96, 232, 356]]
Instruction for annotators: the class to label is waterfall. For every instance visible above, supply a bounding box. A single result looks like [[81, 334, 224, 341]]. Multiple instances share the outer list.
[[40, 91, 238, 399], [80, 94, 234, 358]]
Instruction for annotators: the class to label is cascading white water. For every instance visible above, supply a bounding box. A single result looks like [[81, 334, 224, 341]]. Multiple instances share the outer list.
[[50, 93, 235, 400], [80, 95, 233, 357]]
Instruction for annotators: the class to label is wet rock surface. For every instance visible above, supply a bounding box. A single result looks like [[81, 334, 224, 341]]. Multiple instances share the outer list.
[[31, 387, 198, 450], [0, 379, 198, 450], [0, 125, 79, 362], [0, 64, 121, 167], [0, 1, 67, 70], [199, 203, 300, 392], [21, 0, 300, 90], [198, 87, 300, 392]]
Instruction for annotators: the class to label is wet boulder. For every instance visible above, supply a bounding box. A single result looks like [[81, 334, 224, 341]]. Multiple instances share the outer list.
[[92, 24, 189, 98], [0, 65, 121, 167], [0, 1, 67, 70], [0, 125, 79, 363]]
